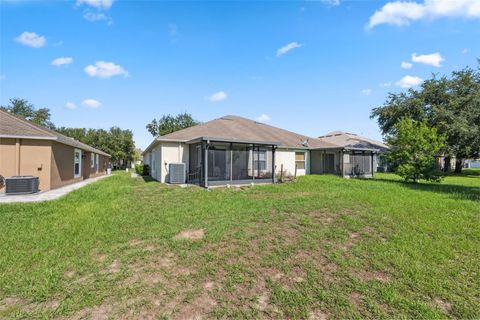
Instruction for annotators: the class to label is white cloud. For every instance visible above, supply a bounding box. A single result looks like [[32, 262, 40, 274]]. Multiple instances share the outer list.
[[461, 48, 470, 54], [51, 57, 73, 66], [367, 0, 480, 29], [14, 31, 46, 48], [83, 11, 112, 24], [84, 61, 129, 79], [361, 89, 372, 95], [401, 61, 413, 69], [256, 114, 271, 123], [276, 42, 302, 57], [207, 91, 228, 102], [76, 0, 114, 10], [81, 99, 102, 108], [379, 81, 392, 88], [411, 52, 444, 67], [396, 75, 423, 88], [65, 102, 77, 110], [321, 0, 341, 6]]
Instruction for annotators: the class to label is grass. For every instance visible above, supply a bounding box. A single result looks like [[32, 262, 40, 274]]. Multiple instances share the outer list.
[[0, 172, 478, 319]]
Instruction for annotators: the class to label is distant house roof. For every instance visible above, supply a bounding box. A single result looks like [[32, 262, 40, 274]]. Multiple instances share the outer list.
[[144, 115, 339, 153], [317, 131, 389, 151], [0, 109, 110, 157]]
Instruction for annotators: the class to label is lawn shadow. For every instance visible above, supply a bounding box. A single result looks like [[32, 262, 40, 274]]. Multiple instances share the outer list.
[[370, 178, 480, 202], [141, 175, 157, 183]]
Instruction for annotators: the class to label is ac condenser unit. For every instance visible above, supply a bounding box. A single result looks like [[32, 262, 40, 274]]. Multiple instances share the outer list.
[[169, 163, 186, 184], [5, 176, 40, 195]]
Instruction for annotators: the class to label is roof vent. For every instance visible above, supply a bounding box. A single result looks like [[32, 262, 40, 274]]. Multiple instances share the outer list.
[[302, 138, 309, 147]]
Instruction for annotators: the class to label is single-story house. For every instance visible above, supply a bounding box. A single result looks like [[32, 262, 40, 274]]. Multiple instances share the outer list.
[[0, 109, 110, 192], [143, 115, 388, 187], [317, 131, 390, 173]]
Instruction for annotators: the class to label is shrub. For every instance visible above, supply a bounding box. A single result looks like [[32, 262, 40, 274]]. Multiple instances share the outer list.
[[135, 164, 149, 176], [386, 118, 446, 183]]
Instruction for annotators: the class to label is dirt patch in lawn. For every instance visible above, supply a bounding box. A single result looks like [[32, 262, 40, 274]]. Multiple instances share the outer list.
[[434, 297, 452, 314], [349, 291, 362, 307], [308, 309, 329, 320], [354, 269, 390, 283], [174, 228, 205, 240]]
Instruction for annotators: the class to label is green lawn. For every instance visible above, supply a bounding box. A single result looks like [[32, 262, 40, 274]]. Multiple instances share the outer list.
[[0, 172, 478, 319]]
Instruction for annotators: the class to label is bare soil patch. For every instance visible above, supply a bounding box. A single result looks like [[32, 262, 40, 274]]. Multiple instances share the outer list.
[[174, 228, 205, 240], [308, 309, 329, 320], [434, 297, 452, 314]]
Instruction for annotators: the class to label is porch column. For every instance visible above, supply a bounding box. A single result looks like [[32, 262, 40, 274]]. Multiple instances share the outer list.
[[251, 144, 255, 182], [272, 145, 276, 183], [204, 142, 209, 187], [371, 152, 374, 177], [340, 150, 344, 177]]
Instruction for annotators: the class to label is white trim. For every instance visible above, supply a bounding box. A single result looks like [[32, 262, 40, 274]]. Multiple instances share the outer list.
[[74, 149, 82, 178], [95, 154, 100, 173], [91, 153, 95, 168]]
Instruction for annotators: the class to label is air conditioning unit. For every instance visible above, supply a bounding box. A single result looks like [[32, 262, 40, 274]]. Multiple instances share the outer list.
[[5, 176, 40, 195], [169, 163, 186, 184]]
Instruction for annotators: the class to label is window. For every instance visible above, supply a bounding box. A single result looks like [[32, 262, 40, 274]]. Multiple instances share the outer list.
[[254, 150, 267, 171], [91, 153, 95, 168], [295, 152, 306, 170], [95, 154, 100, 173], [74, 149, 82, 177]]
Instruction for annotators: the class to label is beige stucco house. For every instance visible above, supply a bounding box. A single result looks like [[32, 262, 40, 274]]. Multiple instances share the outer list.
[[0, 109, 110, 192], [143, 115, 388, 187]]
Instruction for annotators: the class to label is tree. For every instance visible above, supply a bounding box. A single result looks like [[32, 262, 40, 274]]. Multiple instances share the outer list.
[[146, 112, 199, 137], [371, 65, 480, 173], [1, 98, 55, 129], [386, 118, 446, 183], [56, 127, 136, 168]]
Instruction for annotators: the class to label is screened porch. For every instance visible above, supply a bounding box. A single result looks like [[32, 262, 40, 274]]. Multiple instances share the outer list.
[[310, 149, 375, 177], [187, 139, 277, 187]]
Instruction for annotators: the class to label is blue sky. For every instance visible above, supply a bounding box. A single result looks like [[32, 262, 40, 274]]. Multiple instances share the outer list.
[[1, 0, 479, 149]]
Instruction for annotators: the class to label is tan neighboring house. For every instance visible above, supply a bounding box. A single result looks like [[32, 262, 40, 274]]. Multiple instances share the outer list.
[[0, 109, 110, 192], [143, 115, 387, 187]]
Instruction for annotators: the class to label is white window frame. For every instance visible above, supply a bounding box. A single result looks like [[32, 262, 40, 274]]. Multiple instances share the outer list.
[[295, 152, 306, 170], [74, 149, 82, 178], [91, 153, 95, 168], [96, 154, 100, 173]]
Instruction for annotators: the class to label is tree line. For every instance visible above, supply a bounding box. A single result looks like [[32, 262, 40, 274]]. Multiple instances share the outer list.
[[1, 98, 136, 168], [372, 64, 480, 181]]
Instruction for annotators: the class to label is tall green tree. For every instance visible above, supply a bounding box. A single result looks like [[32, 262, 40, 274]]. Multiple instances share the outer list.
[[387, 118, 446, 183], [371, 65, 480, 173], [56, 127, 136, 168], [146, 112, 199, 137], [1, 98, 55, 129]]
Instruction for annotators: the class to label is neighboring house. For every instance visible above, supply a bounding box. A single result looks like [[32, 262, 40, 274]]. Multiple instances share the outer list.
[[143, 115, 386, 187], [0, 109, 110, 192], [317, 131, 390, 172], [465, 159, 480, 169]]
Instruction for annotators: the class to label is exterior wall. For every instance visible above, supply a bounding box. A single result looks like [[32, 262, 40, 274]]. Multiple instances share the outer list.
[[143, 145, 162, 182], [50, 142, 109, 190], [161, 142, 188, 183], [0, 138, 52, 191], [274, 148, 310, 177], [0, 138, 18, 182], [50, 142, 82, 189]]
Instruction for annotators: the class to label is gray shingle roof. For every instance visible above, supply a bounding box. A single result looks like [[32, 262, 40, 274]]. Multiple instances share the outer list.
[[0, 109, 110, 157], [145, 115, 339, 152], [317, 131, 389, 151]]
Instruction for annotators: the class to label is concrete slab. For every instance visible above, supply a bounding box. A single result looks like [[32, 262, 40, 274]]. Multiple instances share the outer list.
[[0, 174, 111, 204]]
